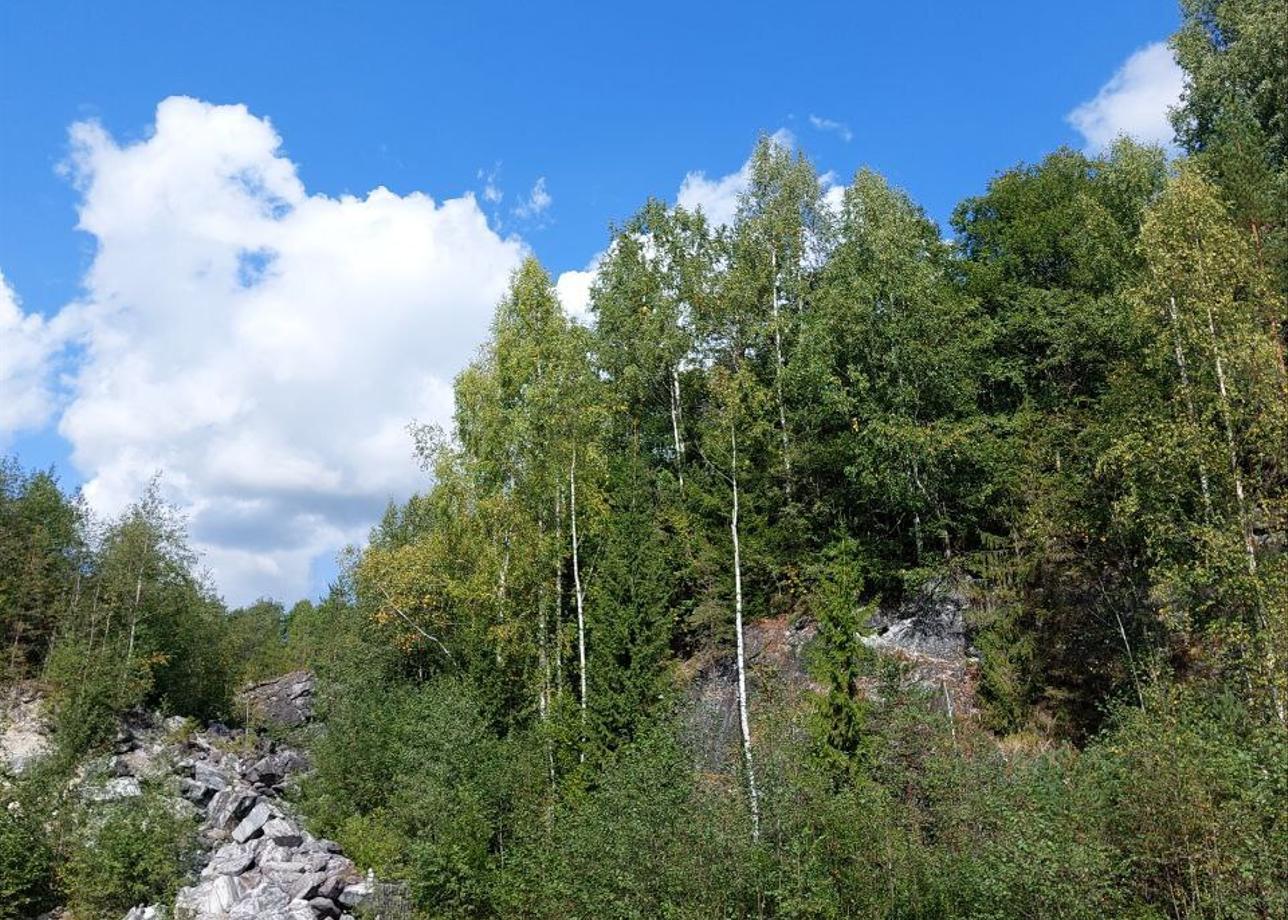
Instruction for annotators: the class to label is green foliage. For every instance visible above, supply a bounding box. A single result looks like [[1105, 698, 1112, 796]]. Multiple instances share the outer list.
[[4, 8, 1288, 916], [60, 788, 200, 920], [0, 788, 56, 919], [808, 538, 876, 781]]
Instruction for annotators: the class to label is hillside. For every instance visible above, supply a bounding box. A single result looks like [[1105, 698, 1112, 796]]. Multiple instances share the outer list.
[[2, 2, 1287, 917]]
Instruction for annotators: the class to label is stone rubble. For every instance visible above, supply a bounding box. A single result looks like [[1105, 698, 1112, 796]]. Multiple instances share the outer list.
[[90, 676, 385, 920]]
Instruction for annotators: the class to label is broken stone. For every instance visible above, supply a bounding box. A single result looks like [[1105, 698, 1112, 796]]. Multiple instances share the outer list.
[[231, 800, 273, 843]]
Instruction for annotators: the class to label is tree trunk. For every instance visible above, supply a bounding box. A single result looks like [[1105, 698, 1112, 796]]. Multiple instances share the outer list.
[[670, 365, 686, 488], [1168, 295, 1214, 519], [1203, 299, 1284, 723], [730, 426, 761, 839], [537, 518, 550, 722], [555, 487, 564, 698], [769, 248, 793, 497], [124, 572, 142, 677], [570, 452, 588, 748]]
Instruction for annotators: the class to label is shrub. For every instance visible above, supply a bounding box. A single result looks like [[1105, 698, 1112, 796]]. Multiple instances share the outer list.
[[0, 788, 56, 920], [60, 788, 199, 919]]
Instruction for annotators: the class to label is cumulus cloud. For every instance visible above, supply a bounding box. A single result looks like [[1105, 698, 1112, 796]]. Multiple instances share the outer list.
[[1068, 42, 1183, 153], [49, 96, 525, 603], [676, 129, 795, 227], [0, 270, 64, 437], [808, 114, 852, 142], [555, 252, 604, 322]]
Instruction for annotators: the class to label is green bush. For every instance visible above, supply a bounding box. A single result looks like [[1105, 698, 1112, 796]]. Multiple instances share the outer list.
[[60, 788, 199, 919], [0, 788, 56, 920]]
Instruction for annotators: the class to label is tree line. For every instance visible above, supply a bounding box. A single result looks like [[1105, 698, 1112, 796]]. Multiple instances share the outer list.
[[3, 1, 1286, 916]]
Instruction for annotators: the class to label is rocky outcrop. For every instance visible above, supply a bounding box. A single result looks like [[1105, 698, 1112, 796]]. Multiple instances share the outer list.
[[863, 574, 979, 715], [683, 615, 819, 773], [0, 682, 53, 774], [240, 671, 316, 728], [865, 574, 972, 662], [683, 574, 982, 772]]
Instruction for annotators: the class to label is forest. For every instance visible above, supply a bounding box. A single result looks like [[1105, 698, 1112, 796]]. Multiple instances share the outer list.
[[1, 2, 1286, 917]]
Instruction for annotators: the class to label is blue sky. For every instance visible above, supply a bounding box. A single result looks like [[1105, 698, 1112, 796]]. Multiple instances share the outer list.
[[0, 1, 1183, 603]]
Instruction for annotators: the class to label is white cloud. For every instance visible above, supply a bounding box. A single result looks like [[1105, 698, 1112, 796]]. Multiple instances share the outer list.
[[676, 129, 794, 227], [478, 166, 503, 204], [555, 252, 604, 322], [0, 269, 63, 437], [47, 96, 525, 603], [514, 176, 552, 218], [808, 114, 852, 142], [1067, 42, 1183, 153]]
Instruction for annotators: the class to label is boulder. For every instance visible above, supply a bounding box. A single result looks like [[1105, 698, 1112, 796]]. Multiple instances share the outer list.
[[309, 895, 341, 918], [337, 878, 374, 910], [262, 816, 304, 847], [0, 683, 53, 774], [209, 789, 258, 830], [225, 881, 291, 919], [194, 761, 229, 791], [239, 670, 316, 728], [180, 777, 217, 805], [121, 906, 161, 920], [202, 840, 260, 877], [289, 870, 329, 900]]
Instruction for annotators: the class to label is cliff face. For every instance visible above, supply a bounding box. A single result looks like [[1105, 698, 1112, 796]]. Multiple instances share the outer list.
[[682, 575, 980, 774], [0, 681, 53, 775]]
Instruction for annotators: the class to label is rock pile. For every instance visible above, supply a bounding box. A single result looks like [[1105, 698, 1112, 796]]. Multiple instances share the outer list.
[[155, 730, 374, 918], [52, 672, 386, 920]]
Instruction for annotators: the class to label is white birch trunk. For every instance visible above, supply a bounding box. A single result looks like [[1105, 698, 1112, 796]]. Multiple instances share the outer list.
[[730, 426, 761, 839], [555, 488, 564, 697], [670, 365, 686, 488], [769, 248, 793, 495], [125, 572, 142, 675], [537, 519, 550, 722], [1203, 300, 1284, 723], [570, 453, 588, 732], [1168, 295, 1214, 518]]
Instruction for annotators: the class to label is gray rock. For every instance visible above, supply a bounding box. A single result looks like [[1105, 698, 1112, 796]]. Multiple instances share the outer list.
[[112, 728, 137, 755], [262, 816, 303, 846], [337, 879, 373, 909], [239, 670, 316, 728], [309, 895, 341, 918], [288, 870, 327, 900], [121, 906, 161, 920], [203, 840, 260, 877], [209, 789, 258, 830], [183, 873, 249, 913], [316, 874, 347, 901], [865, 574, 973, 661], [88, 776, 142, 802], [226, 882, 291, 919], [194, 761, 229, 791], [180, 777, 216, 805], [231, 800, 273, 843]]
